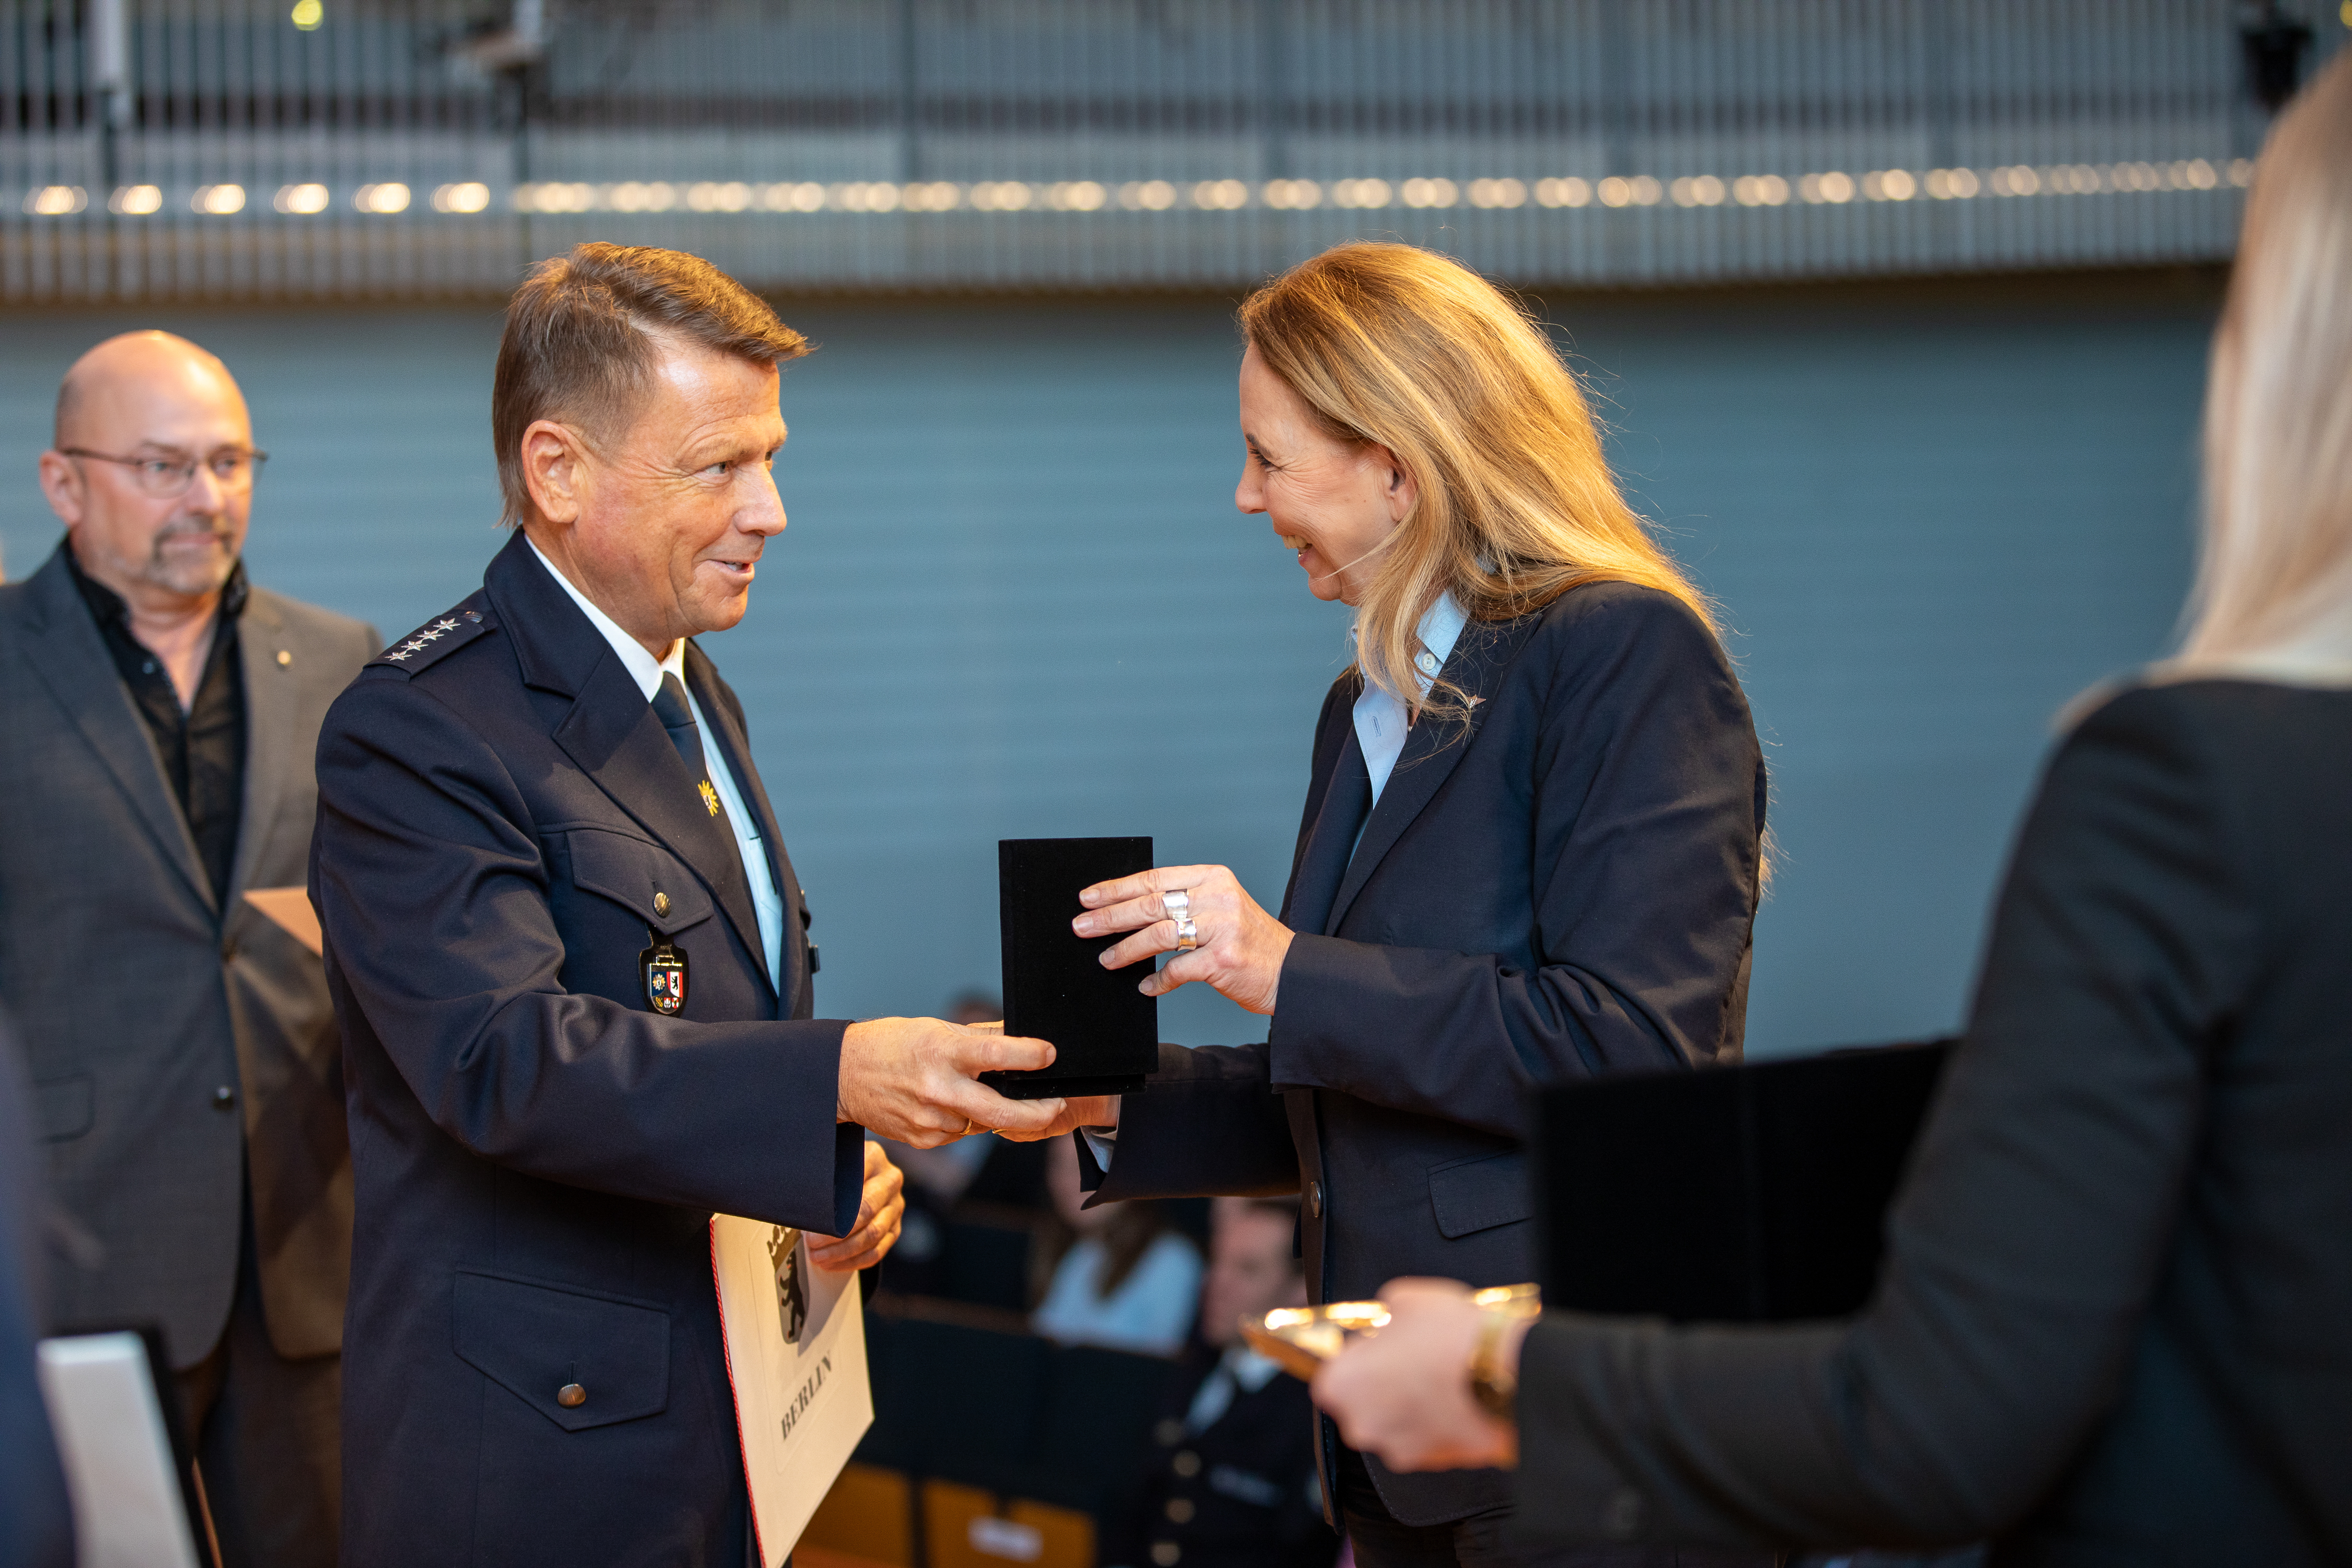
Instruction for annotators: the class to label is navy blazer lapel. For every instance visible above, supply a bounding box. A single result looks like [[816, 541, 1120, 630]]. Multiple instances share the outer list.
[[17, 549, 216, 917], [486, 536, 771, 988], [226, 589, 295, 905], [1281, 727, 1373, 938], [1326, 613, 1544, 932], [684, 640, 800, 1007]]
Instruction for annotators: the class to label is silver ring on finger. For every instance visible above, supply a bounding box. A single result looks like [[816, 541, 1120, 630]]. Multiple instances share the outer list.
[[1174, 915, 1200, 952], [1162, 887, 1191, 922]]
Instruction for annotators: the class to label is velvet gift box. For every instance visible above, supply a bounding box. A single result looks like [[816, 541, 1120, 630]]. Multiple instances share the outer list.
[[981, 837, 1159, 1100]]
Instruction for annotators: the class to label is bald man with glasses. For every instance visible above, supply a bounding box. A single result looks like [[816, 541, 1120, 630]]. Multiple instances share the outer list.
[[0, 331, 376, 1566]]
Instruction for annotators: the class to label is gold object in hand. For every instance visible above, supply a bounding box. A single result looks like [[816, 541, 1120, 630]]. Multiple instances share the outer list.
[[1241, 1283, 1538, 1382]]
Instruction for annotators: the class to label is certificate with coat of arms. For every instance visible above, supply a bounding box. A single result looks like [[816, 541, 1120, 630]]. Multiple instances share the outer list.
[[711, 1213, 874, 1567]]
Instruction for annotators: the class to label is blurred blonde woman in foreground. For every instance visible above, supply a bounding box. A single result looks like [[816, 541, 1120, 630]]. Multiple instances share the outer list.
[[1315, 50, 2352, 1567]]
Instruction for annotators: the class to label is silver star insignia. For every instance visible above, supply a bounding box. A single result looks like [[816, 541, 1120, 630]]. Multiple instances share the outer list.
[[386, 649, 413, 661], [432, 619, 459, 633]]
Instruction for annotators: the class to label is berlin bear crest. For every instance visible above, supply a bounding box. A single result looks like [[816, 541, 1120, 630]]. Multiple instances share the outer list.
[[766, 1225, 807, 1344]]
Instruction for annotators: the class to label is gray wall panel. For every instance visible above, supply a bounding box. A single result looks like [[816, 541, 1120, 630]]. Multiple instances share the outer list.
[[0, 275, 2212, 1057]]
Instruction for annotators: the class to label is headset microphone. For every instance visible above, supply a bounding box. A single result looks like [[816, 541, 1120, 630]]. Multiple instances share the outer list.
[[1304, 501, 1408, 586]]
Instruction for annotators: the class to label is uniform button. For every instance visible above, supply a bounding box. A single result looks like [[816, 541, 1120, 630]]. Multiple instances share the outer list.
[[1150, 1544, 1180, 1567], [275, 649, 292, 667], [557, 1383, 587, 1409], [1308, 1180, 1323, 1219], [653, 892, 671, 917], [1165, 1498, 1195, 1524], [1171, 1450, 1200, 1478], [1600, 1488, 1645, 1540], [220, 938, 239, 963], [212, 1086, 236, 1110], [465, 610, 483, 622]]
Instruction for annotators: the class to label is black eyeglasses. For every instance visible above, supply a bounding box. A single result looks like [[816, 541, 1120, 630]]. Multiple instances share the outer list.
[[59, 446, 270, 498]]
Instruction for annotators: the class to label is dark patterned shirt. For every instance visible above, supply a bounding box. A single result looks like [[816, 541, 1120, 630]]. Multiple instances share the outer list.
[[65, 545, 248, 906]]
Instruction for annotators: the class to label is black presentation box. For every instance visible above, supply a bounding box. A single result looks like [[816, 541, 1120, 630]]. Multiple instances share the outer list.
[[1537, 1040, 1952, 1322], [981, 837, 1159, 1100]]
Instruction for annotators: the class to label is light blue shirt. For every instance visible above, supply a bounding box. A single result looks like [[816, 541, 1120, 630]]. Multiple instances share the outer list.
[[1353, 591, 1470, 808], [528, 539, 786, 990], [1181, 1345, 1285, 1433], [1031, 1230, 1203, 1356]]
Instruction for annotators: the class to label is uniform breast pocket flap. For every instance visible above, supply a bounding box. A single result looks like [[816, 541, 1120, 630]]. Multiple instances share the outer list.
[[452, 1271, 671, 1432], [1427, 1149, 1531, 1239], [567, 829, 714, 937]]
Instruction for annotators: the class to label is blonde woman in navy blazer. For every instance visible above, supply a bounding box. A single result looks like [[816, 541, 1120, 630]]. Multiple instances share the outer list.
[[1015, 243, 1767, 1567]]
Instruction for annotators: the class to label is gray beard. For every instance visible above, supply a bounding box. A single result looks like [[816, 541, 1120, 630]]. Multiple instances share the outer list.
[[113, 526, 237, 598]]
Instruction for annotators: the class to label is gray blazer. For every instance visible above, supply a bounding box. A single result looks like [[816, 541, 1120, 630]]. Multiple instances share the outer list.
[[0, 543, 376, 1369]]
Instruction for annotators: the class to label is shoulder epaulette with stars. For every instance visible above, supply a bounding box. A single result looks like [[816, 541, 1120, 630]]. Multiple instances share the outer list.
[[366, 595, 496, 675]]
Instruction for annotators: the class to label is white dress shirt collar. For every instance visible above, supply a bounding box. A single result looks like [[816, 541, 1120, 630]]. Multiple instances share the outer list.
[[527, 536, 685, 700]]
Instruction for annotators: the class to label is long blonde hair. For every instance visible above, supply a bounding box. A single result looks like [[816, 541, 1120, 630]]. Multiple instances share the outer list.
[[2177, 51, 2352, 670], [1239, 243, 1715, 722]]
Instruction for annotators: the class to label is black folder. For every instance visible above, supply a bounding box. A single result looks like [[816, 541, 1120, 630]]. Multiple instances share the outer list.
[[1535, 1041, 1952, 1322], [982, 837, 1159, 1100]]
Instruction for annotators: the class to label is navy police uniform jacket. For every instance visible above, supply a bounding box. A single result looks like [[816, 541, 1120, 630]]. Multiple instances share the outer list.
[[1085, 583, 1767, 1531], [1109, 1344, 1334, 1568], [312, 532, 860, 1567]]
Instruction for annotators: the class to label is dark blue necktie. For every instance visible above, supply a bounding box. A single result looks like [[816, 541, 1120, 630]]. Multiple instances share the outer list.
[[652, 672, 731, 828]]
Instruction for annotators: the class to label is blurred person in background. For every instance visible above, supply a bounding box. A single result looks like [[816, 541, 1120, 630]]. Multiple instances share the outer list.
[[1107, 1197, 1334, 1568], [1016, 241, 1766, 1566], [1032, 1133, 1201, 1356], [0, 333, 377, 1567], [1311, 53, 2352, 1567]]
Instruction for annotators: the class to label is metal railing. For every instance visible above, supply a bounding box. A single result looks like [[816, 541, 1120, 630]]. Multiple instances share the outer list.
[[2, 0, 2338, 301]]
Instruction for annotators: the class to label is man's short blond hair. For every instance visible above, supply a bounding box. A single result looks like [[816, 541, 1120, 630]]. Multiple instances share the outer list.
[[492, 243, 809, 527]]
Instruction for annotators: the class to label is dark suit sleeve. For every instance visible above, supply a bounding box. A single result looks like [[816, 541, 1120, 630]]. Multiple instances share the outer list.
[[1511, 687, 2250, 1549], [1085, 1042, 1299, 1202], [312, 673, 857, 1234], [1270, 592, 1762, 1139]]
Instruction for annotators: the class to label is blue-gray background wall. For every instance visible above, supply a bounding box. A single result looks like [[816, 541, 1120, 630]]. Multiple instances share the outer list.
[[0, 271, 2215, 1057]]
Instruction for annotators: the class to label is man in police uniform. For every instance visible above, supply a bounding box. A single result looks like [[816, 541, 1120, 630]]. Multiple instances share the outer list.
[[1111, 1199, 1336, 1568], [312, 244, 1068, 1567]]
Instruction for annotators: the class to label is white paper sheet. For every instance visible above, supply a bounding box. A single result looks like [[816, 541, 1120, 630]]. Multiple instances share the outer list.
[[37, 1332, 205, 1568], [711, 1215, 874, 1567]]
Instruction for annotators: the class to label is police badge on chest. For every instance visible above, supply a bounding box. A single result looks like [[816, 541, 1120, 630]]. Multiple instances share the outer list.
[[640, 937, 688, 1014]]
